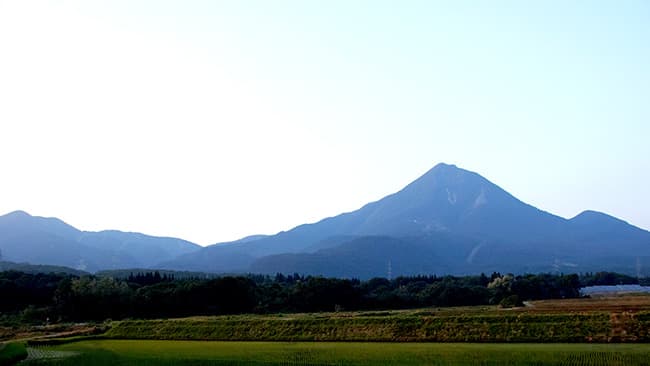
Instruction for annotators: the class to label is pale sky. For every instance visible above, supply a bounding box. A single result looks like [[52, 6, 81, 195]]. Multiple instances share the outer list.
[[1, 1, 649, 245]]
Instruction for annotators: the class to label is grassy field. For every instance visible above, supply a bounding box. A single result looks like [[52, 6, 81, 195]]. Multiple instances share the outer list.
[[99, 297, 650, 343], [19, 340, 650, 365]]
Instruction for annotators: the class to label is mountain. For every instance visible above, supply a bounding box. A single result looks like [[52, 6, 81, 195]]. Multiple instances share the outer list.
[[4, 164, 649, 277], [0, 211, 200, 272], [159, 163, 650, 277], [0, 260, 89, 276]]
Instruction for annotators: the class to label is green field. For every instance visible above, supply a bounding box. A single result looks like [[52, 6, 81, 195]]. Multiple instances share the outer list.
[[19, 340, 650, 365]]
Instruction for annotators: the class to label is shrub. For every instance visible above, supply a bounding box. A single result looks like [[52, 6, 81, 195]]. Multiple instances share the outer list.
[[0, 342, 27, 366], [499, 295, 522, 308]]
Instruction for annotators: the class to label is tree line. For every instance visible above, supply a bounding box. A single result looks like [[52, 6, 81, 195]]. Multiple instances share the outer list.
[[0, 270, 646, 323]]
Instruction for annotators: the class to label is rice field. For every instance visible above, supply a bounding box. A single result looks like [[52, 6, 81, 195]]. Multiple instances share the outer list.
[[19, 340, 650, 366], [15, 297, 650, 365]]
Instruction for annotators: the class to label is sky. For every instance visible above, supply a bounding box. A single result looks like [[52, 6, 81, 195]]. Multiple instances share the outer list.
[[1, 1, 649, 245]]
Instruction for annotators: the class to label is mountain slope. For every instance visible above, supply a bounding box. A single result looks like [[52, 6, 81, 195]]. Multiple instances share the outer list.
[[0, 211, 201, 272], [160, 163, 650, 276], [249, 235, 477, 278], [77, 230, 200, 267]]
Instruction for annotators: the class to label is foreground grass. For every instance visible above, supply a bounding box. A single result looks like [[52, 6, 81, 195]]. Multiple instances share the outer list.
[[0, 342, 27, 366], [21, 340, 650, 365]]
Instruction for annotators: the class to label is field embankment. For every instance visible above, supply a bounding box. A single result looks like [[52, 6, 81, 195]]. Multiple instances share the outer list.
[[105, 305, 650, 343], [0, 323, 102, 343]]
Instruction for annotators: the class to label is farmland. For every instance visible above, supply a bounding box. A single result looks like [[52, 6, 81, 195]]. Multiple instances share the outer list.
[[17, 340, 650, 365], [5, 296, 650, 365], [96, 296, 650, 343]]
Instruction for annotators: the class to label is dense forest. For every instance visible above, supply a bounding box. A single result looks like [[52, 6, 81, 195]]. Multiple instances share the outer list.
[[0, 270, 646, 323]]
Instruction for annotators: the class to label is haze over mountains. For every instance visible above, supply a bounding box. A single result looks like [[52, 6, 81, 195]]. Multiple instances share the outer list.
[[2, 163, 649, 278]]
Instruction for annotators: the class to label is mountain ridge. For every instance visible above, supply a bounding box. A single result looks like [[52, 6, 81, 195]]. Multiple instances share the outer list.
[[0, 211, 201, 272]]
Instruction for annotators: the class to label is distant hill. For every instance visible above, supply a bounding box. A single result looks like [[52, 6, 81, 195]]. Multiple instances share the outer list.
[[0, 260, 88, 276], [160, 163, 650, 278], [96, 268, 222, 280], [0, 211, 201, 272]]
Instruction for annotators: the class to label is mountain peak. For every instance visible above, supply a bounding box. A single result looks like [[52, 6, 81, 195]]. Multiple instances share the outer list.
[[432, 162, 458, 169], [4, 210, 32, 218], [570, 210, 629, 226], [572, 210, 615, 220], [404, 163, 483, 194], [572, 210, 607, 218], [427, 162, 461, 175]]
